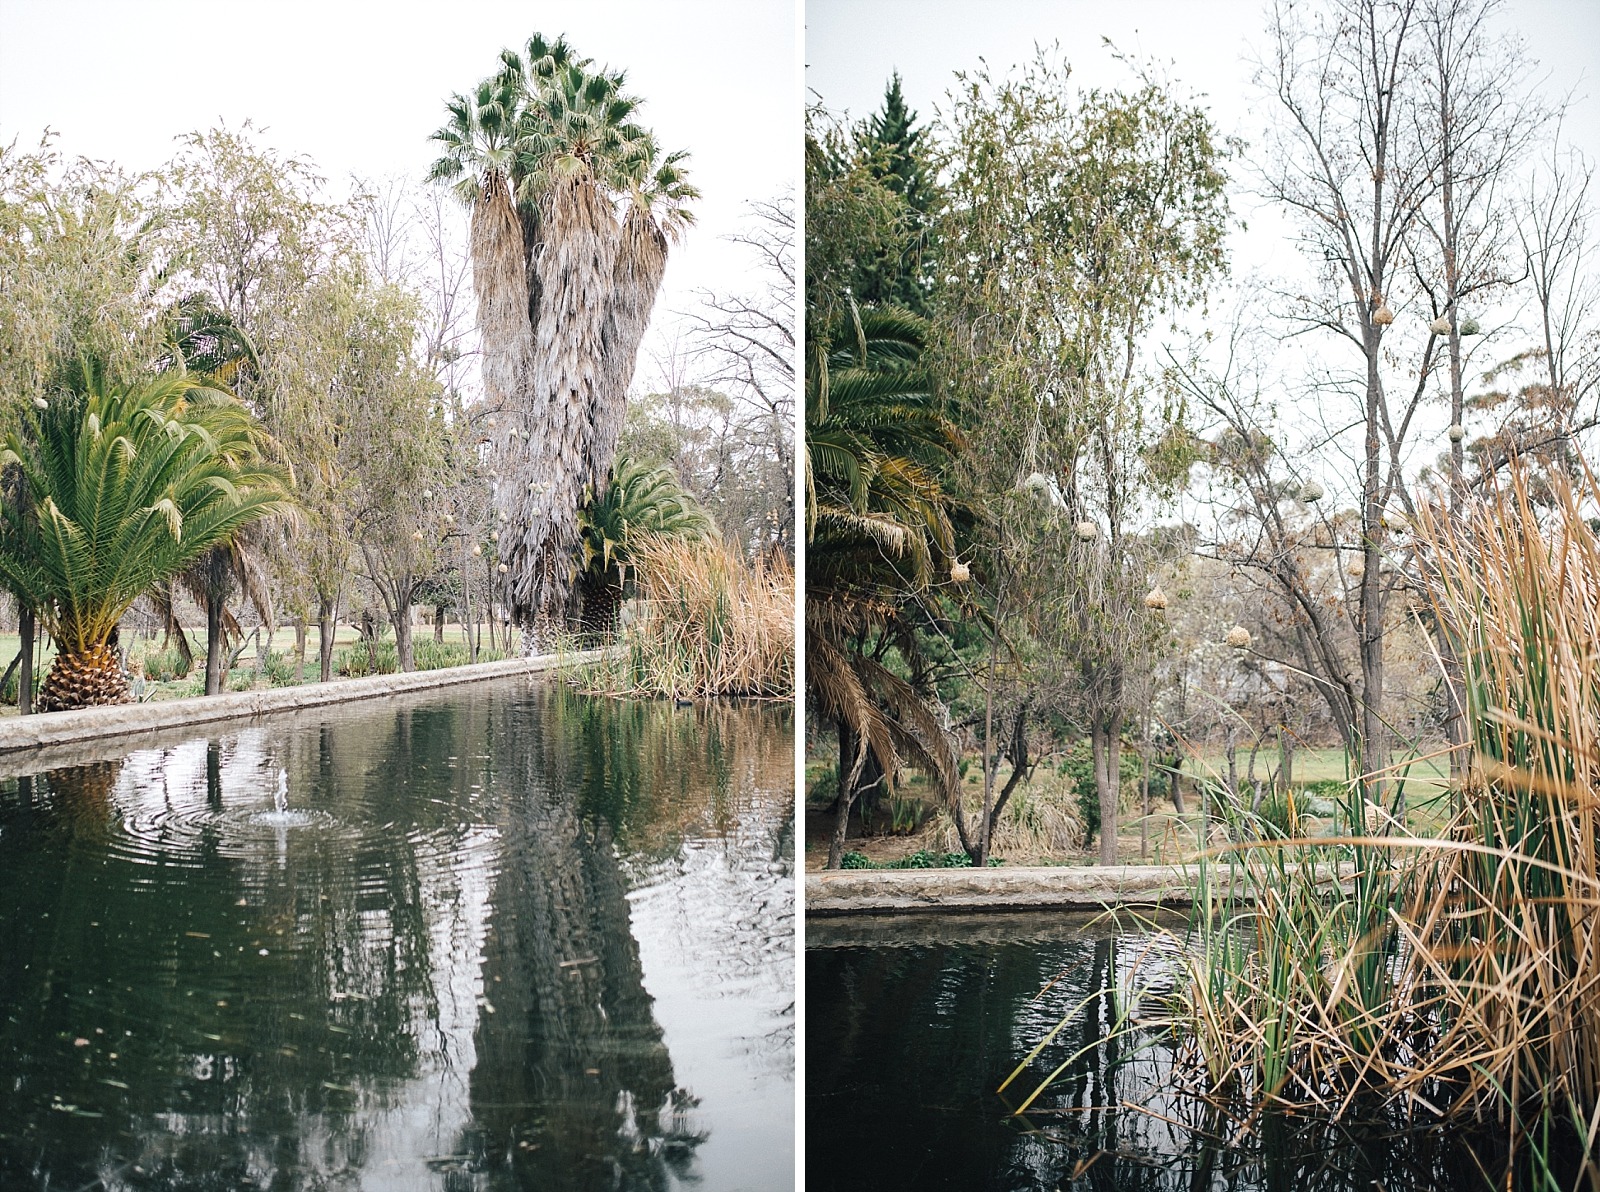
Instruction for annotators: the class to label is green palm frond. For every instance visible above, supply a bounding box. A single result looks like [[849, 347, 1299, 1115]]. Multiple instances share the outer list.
[[0, 360, 294, 656], [579, 455, 711, 577]]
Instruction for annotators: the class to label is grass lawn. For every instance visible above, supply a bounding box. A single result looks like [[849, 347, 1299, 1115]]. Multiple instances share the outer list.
[[1181, 746, 1449, 794], [804, 742, 1460, 871]]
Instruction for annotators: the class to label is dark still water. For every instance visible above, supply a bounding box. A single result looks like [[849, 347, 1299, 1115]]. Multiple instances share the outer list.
[[0, 678, 794, 1191], [807, 916, 1520, 1192]]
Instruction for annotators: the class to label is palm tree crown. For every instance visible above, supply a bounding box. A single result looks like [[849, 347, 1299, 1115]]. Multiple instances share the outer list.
[[0, 360, 292, 708]]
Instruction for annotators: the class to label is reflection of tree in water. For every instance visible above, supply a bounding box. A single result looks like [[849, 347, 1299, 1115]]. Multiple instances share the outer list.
[[550, 686, 796, 1081], [465, 686, 703, 1190], [0, 712, 454, 1189], [810, 934, 1543, 1192], [0, 681, 787, 1190]]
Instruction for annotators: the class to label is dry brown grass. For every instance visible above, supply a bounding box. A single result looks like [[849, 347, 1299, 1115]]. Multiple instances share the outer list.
[[1156, 464, 1600, 1186], [579, 535, 793, 701]]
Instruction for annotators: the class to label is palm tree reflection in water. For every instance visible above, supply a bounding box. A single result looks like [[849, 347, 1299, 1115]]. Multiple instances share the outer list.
[[0, 681, 790, 1191]]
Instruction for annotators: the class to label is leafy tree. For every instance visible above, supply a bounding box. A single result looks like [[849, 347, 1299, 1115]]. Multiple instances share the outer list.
[[0, 140, 169, 709], [0, 362, 291, 710], [935, 53, 1230, 864]]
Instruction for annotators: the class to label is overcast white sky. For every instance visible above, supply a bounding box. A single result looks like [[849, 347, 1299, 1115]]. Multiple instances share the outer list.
[[808, 0, 1600, 511], [808, 0, 1600, 283], [0, 0, 797, 389]]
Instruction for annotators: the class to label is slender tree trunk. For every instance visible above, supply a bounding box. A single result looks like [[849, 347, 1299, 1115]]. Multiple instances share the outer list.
[[1140, 717, 1151, 862], [205, 594, 226, 696], [1356, 300, 1391, 816], [17, 604, 33, 716], [463, 544, 478, 665], [434, 605, 445, 643], [395, 605, 415, 673], [1093, 667, 1125, 866], [359, 608, 379, 672], [828, 720, 857, 870], [293, 618, 307, 683], [317, 594, 336, 683]]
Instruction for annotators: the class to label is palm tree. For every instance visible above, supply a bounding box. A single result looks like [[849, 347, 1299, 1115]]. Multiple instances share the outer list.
[[595, 140, 698, 497], [806, 306, 967, 866], [428, 75, 533, 425], [0, 360, 292, 710], [576, 455, 711, 632], [159, 295, 278, 695], [431, 35, 695, 648]]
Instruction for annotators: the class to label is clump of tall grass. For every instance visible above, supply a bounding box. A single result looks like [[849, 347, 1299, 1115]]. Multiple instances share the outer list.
[[1160, 464, 1600, 1184], [579, 535, 793, 701], [925, 775, 1086, 863]]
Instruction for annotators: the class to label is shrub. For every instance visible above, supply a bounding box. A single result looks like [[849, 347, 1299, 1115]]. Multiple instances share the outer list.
[[140, 646, 192, 682], [336, 642, 397, 677], [808, 764, 839, 810], [262, 651, 300, 686]]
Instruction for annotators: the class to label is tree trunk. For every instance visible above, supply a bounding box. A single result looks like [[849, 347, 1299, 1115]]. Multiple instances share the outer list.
[[828, 721, 858, 870], [462, 545, 478, 664], [359, 608, 379, 672], [17, 603, 33, 715], [1093, 716, 1123, 867], [317, 595, 336, 683], [293, 618, 307, 683], [205, 592, 226, 696], [394, 605, 415, 673], [434, 604, 445, 643], [38, 644, 132, 711]]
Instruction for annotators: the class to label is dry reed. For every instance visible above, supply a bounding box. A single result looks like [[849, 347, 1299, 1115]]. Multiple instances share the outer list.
[[579, 534, 793, 701], [1146, 463, 1600, 1187]]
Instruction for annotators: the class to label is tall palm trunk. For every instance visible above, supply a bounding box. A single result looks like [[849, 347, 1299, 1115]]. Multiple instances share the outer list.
[[504, 173, 620, 648], [591, 205, 667, 494], [471, 171, 534, 420]]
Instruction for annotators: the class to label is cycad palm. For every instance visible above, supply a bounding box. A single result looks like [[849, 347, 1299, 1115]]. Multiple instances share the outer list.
[[576, 455, 711, 631], [431, 34, 695, 647], [0, 361, 292, 710]]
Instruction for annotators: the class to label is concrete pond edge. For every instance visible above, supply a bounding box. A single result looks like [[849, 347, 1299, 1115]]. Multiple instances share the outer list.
[[0, 649, 607, 761], [806, 862, 1353, 915]]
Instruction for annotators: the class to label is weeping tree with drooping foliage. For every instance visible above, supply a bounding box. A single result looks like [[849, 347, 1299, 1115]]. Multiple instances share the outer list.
[[430, 34, 697, 649], [935, 53, 1230, 864], [0, 360, 293, 711]]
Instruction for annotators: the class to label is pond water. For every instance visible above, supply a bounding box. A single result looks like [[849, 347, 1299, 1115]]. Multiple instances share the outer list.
[[0, 678, 794, 1191], [807, 914, 1526, 1192]]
